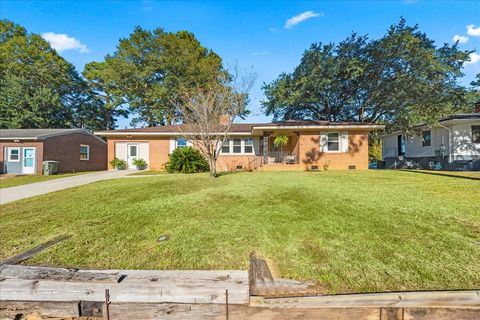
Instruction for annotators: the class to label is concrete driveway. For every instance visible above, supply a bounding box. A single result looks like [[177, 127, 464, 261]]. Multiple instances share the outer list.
[[0, 170, 131, 204]]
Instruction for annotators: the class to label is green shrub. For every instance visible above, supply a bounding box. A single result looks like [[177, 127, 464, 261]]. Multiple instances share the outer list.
[[133, 158, 147, 169], [166, 147, 209, 174], [109, 157, 127, 170]]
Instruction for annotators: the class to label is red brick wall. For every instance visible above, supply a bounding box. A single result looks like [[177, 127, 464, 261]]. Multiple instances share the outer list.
[[43, 132, 107, 173], [0, 141, 44, 175], [298, 130, 369, 170]]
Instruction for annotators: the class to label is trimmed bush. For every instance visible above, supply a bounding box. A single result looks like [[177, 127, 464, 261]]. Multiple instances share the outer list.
[[166, 146, 209, 174], [109, 157, 127, 170]]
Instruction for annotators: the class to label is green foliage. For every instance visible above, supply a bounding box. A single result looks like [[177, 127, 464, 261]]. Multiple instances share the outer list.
[[109, 158, 127, 170], [132, 158, 147, 169], [82, 60, 129, 129], [0, 20, 107, 130], [262, 18, 471, 133], [273, 134, 289, 150], [369, 138, 383, 161], [96, 26, 227, 126], [166, 146, 209, 174]]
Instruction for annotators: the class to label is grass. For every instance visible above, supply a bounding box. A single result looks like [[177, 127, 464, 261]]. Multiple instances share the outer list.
[[129, 170, 166, 176], [0, 170, 479, 293], [0, 172, 88, 189]]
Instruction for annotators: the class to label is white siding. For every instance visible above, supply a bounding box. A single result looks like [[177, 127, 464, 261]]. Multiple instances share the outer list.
[[382, 134, 398, 158], [115, 142, 149, 169], [451, 121, 480, 160], [115, 142, 127, 161]]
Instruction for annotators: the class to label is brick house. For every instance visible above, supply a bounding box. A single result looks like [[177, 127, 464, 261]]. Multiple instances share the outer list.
[[95, 120, 384, 171], [0, 129, 107, 175]]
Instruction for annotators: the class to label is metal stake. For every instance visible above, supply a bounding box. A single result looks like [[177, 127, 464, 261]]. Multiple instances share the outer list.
[[225, 289, 229, 320], [105, 288, 111, 320]]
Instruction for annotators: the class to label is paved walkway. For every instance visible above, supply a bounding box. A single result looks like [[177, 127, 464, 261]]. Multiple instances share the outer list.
[[0, 170, 131, 204]]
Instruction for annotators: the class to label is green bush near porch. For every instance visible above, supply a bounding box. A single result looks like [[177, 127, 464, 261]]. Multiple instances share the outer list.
[[0, 170, 479, 293]]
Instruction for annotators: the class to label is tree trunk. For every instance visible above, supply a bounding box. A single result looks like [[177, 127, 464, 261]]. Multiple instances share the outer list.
[[209, 158, 217, 177]]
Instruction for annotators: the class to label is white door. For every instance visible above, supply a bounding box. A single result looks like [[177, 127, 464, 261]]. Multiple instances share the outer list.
[[127, 144, 139, 169], [22, 147, 36, 174]]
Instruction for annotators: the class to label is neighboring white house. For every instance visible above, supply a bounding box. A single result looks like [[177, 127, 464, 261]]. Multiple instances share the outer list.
[[382, 112, 480, 171]]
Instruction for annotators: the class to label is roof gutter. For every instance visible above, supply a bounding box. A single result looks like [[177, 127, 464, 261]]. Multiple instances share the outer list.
[[94, 131, 250, 136], [251, 125, 385, 130]]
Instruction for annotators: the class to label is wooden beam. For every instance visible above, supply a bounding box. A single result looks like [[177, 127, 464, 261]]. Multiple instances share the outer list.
[[3, 302, 478, 320], [250, 290, 480, 308], [0, 265, 124, 283], [249, 253, 319, 297], [0, 267, 249, 304], [0, 235, 71, 266]]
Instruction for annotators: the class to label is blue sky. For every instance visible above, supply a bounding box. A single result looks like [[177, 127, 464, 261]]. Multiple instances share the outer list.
[[2, 0, 480, 127]]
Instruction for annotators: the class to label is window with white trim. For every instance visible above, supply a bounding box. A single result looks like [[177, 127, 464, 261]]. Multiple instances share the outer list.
[[220, 138, 254, 154], [422, 130, 431, 146], [176, 138, 187, 148], [244, 138, 253, 153], [8, 148, 20, 162], [80, 145, 89, 160], [326, 132, 339, 151], [233, 138, 242, 153], [221, 139, 230, 153]]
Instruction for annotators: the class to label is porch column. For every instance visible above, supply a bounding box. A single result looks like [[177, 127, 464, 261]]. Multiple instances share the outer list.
[[262, 132, 270, 164]]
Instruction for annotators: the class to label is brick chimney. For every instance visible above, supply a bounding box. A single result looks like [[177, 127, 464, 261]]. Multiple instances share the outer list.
[[475, 101, 480, 113], [219, 114, 230, 126]]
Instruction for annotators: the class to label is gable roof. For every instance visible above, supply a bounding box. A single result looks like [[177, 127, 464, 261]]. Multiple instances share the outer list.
[[95, 120, 384, 137], [0, 129, 103, 142]]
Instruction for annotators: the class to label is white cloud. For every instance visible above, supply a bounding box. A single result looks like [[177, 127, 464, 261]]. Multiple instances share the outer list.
[[452, 34, 469, 44], [452, 35, 469, 44], [466, 24, 480, 37], [285, 11, 323, 29], [251, 51, 268, 56], [465, 52, 480, 65], [41, 32, 89, 53], [269, 27, 278, 33]]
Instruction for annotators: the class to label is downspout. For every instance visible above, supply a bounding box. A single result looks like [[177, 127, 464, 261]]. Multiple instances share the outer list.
[[437, 123, 452, 164]]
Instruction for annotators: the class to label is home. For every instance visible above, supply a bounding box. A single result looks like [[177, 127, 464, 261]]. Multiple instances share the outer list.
[[0, 129, 107, 175], [95, 120, 384, 171], [381, 112, 480, 171]]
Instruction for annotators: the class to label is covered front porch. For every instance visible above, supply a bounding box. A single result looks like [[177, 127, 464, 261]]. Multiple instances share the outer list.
[[258, 131, 301, 165]]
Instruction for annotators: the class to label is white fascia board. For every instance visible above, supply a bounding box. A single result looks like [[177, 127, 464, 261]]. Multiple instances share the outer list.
[[94, 131, 250, 136], [0, 137, 39, 140], [252, 125, 385, 130]]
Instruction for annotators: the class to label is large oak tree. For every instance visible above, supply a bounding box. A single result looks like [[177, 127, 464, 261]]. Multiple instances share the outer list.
[[262, 19, 473, 133], [86, 26, 227, 127], [0, 20, 105, 130]]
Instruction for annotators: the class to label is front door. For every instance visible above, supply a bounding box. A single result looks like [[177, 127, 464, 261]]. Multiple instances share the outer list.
[[22, 147, 36, 174], [127, 144, 138, 169]]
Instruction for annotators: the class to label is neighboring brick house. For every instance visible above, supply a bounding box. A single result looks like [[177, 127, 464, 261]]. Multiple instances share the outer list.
[[0, 129, 107, 175], [95, 120, 384, 171]]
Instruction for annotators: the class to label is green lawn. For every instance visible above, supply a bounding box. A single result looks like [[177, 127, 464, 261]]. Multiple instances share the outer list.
[[0, 172, 88, 189], [0, 171, 479, 293], [129, 170, 166, 176]]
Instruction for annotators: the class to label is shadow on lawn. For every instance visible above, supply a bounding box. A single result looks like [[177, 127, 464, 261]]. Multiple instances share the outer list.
[[400, 170, 480, 181]]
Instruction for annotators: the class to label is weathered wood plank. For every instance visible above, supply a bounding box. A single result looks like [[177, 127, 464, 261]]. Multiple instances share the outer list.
[[0, 265, 124, 283], [2, 301, 479, 320], [0, 269, 249, 304], [108, 303, 380, 320], [404, 307, 480, 320], [0, 235, 71, 266], [0, 301, 79, 319], [250, 290, 480, 308], [249, 253, 318, 297]]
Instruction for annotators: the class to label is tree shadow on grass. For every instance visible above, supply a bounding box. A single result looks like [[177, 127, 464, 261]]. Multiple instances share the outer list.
[[400, 170, 480, 181]]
